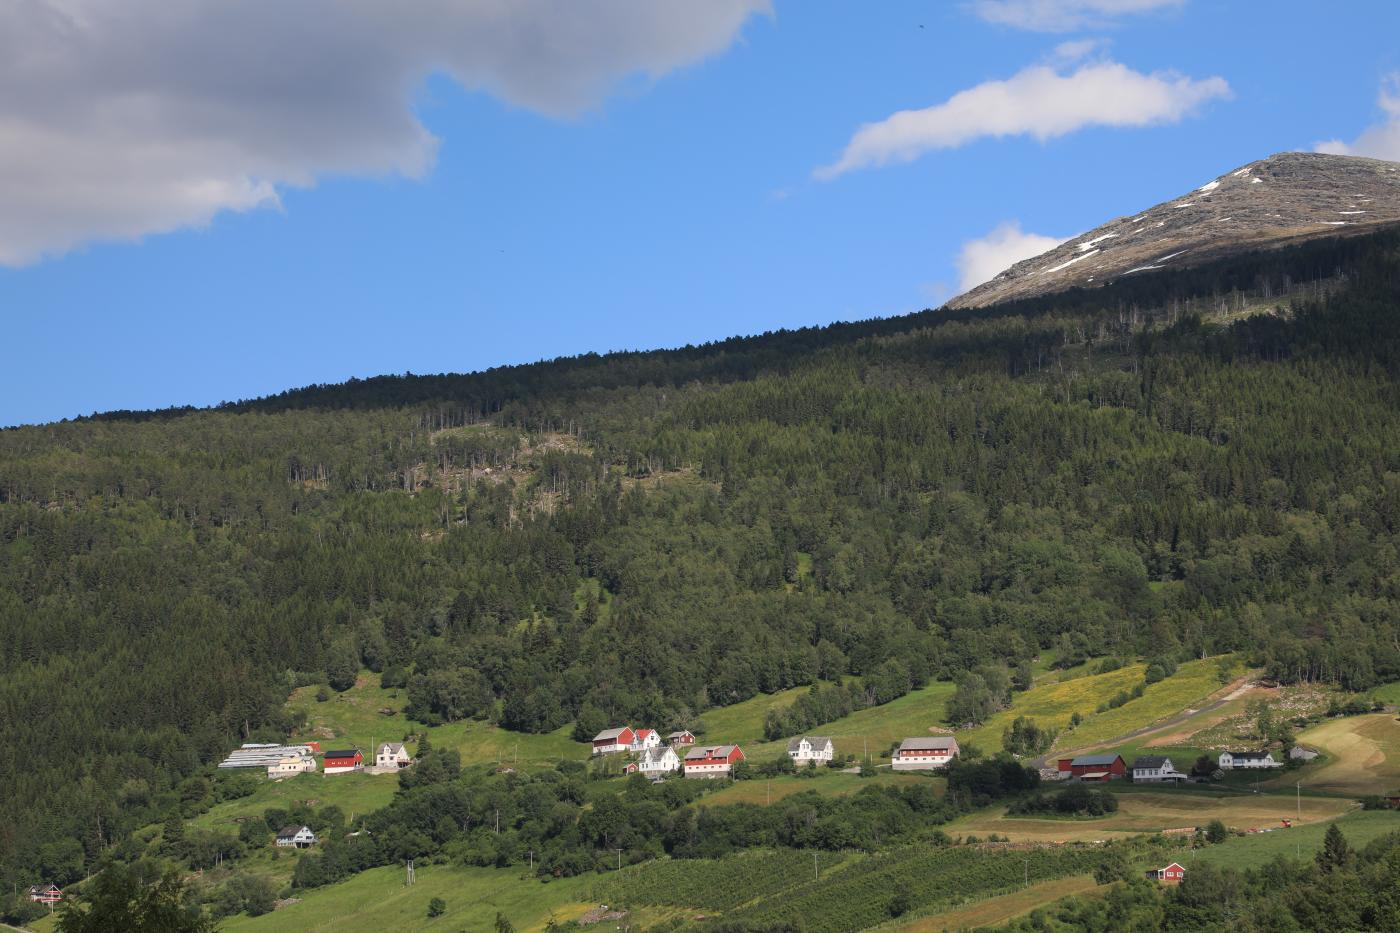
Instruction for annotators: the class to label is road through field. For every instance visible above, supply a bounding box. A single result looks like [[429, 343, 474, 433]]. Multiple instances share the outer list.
[[1031, 675, 1255, 768]]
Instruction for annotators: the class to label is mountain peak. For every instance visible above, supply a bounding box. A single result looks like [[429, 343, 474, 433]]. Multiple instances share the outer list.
[[948, 151, 1400, 309]]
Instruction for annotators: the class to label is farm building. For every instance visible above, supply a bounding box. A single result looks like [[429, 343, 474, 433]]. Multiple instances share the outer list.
[[323, 748, 364, 774], [267, 753, 318, 779], [629, 729, 661, 752], [667, 730, 696, 747], [1131, 755, 1187, 783], [375, 742, 412, 769], [624, 746, 681, 776], [684, 745, 745, 779], [1146, 862, 1186, 884], [787, 736, 834, 764], [892, 736, 959, 770], [275, 825, 318, 848], [592, 727, 636, 755], [1219, 750, 1281, 770], [27, 884, 62, 905], [218, 743, 319, 776], [1289, 746, 1319, 761], [1057, 754, 1127, 780]]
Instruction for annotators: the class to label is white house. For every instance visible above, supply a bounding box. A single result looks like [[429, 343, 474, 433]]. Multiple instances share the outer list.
[[1219, 750, 1281, 770], [267, 753, 318, 779], [629, 729, 661, 752], [683, 745, 745, 779], [1130, 755, 1187, 783], [275, 825, 318, 848], [625, 745, 681, 776], [1289, 746, 1319, 761], [375, 742, 412, 769], [787, 735, 834, 764], [892, 736, 959, 770]]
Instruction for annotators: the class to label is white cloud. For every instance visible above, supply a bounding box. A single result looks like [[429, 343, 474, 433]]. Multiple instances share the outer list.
[[0, 0, 769, 266], [1315, 73, 1400, 160], [955, 221, 1068, 293], [971, 0, 1185, 32], [815, 60, 1229, 179]]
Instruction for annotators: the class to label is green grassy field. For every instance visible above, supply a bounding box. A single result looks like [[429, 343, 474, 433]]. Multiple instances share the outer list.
[[1193, 808, 1399, 869], [953, 660, 1222, 757], [219, 863, 598, 933], [1271, 713, 1400, 796], [1368, 681, 1400, 706]]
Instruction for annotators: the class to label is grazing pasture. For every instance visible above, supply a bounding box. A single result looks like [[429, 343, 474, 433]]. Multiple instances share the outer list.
[[1276, 713, 1400, 796]]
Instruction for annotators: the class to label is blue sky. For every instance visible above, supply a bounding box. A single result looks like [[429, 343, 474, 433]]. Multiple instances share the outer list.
[[3, 0, 1399, 426]]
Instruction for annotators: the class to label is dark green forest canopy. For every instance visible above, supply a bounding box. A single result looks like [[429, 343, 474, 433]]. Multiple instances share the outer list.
[[3, 228, 1400, 888]]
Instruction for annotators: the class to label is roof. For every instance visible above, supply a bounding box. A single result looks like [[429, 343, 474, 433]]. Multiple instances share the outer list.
[[29, 884, 60, 893], [635, 728, 655, 738], [1132, 756, 1171, 769], [1224, 750, 1273, 760], [1079, 771, 1111, 779], [1070, 754, 1123, 767], [593, 727, 631, 742], [639, 747, 676, 764], [787, 735, 832, 753], [379, 742, 406, 755], [667, 730, 694, 739], [898, 736, 958, 752], [686, 744, 739, 761], [324, 748, 360, 759], [277, 825, 310, 838]]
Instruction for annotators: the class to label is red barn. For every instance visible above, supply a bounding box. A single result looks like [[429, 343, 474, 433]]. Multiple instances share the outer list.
[[323, 748, 364, 774], [1057, 754, 1126, 780], [1146, 862, 1186, 884], [683, 745, 746, 779], [592, 727, 636, 755]]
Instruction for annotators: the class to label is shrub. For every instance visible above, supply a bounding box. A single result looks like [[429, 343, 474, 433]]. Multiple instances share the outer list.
[[428, 897, 446, 918]]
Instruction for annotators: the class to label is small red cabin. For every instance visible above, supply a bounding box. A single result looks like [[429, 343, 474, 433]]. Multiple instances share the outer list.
[[1146, 862, 1186, 884]]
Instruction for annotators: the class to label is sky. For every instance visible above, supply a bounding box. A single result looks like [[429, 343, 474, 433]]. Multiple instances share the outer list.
[[2, 0, 1399, 426]]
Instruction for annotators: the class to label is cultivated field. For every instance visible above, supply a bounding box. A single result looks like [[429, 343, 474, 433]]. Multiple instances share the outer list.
[[1276, 713, 1400, 796], [220, 863, 597, 933], [702, 770, 939, 806], [945, 790, 1352, 843], [891, 874, 1101, 932]]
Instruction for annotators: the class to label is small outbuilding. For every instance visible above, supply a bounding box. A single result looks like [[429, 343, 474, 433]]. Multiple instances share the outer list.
[[1146, 862, 1186, 884]]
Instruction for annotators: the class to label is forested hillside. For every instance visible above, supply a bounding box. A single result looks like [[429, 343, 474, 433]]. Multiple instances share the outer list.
[[3, 227, 1400, 891]]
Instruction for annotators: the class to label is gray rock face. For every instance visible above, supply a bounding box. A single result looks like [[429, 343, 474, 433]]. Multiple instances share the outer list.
[[948, 152, 1400, 309]]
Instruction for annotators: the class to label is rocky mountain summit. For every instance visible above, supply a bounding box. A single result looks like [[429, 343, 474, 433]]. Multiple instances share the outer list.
[[949, 151, 1400, 309]]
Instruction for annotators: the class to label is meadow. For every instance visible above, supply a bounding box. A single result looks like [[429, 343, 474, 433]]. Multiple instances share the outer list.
[[945, 790, 1352, 843], [1274, 713, 1400, 796], [701, 770, 940, 807]]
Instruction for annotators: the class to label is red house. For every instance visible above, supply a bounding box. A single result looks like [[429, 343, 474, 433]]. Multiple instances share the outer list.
[[592, 727, 636, 755], [323, 748, 364, 774], [1057, 754, 1126, 780], [1146, 862, 1186, 884], [683, 744, 745, 779]]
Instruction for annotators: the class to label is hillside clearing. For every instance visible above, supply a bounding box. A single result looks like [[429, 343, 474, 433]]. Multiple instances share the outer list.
[[1278, 713, 1400, 796], [892, 874, 1101, 931]]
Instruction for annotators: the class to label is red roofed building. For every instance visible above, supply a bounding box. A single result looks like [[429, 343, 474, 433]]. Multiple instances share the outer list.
[[630, 728, 661, 751], [683, 745, 745, 779]]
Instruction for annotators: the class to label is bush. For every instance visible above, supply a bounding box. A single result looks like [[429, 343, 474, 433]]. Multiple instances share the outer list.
[[428, 897, 446, 918], [1204, 819, 1228, 843]]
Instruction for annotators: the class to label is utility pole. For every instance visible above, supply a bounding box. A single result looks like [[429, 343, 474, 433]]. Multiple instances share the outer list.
[[529, 849, 534, 871], [406, 859, 416, 886], [814, 851, 820, 881], [1024, 858, 1029, 889], [614, 848, 623, 871]]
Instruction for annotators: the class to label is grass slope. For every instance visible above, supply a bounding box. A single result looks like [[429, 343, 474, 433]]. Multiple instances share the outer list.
[[219, 863, 595, 933], [702, 770, 940, 807], [1193, 809, 1400, 870], [1277, 713, 1400, 796], [891, 874, 1101, 932]]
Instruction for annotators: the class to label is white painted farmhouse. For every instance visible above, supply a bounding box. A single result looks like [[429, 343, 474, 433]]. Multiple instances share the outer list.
[[376, 742, 412, 769], [787, 735, 834, 764], [1218, 750, 1281, 770], [275, 825, 317, 848], [630, 729, 661, 752], [625, 746, 681, 776], [267, 754, 318, 779], [1130, 755, 1187, 783]]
